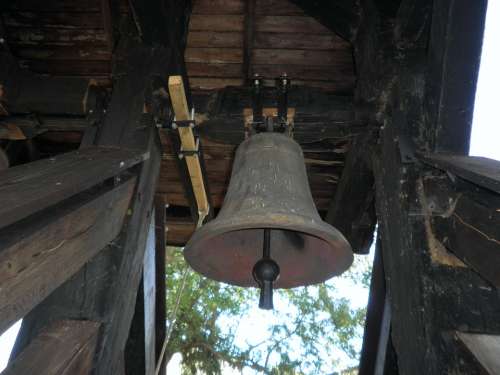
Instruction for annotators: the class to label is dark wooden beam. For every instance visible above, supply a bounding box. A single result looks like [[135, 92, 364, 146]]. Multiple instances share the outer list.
[[3, 320, 100, 375], [154, 196, 167, 375], [288, 0, 360, 42], [243, 0, 255, 80], [394, 0, 433, 48], [325, 133, 376, 254], [0, 52, 107, 116], [0, 146, 147, 229], [359, 241, 397, 375], [0, 177, 135, 335], [125, 217, 156, 375], [423, 173, 500, 289], [166, 216, 196, 246], [421, 153, 500, 195], [425, 0, 488, 154]]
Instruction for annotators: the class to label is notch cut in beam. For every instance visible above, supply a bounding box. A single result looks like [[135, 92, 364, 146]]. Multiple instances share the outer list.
[[0, 146, 147, 230], [3, 320, 100, 375], [168, 76, 209, 221], [0, 177, 136, 335]]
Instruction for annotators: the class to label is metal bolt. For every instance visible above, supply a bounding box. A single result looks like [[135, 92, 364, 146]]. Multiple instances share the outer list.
[[171, 123, 178, 130]]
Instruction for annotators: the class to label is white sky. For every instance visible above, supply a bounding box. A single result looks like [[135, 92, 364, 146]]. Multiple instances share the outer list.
[[0, 1, 499, 373]]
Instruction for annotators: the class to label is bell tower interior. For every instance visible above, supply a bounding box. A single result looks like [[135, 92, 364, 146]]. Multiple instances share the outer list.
[[0, 0, 498, 374]]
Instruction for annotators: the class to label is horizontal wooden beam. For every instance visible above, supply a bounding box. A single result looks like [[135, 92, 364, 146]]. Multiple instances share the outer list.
[[422, 153, 500, 194], [0, 52, 107, 116], [3, 320, 100, 375], [0, 115, 90, 135], [166, 216, 196, 246], [0, 177, 135, 334], [0, 145, 147, 229]]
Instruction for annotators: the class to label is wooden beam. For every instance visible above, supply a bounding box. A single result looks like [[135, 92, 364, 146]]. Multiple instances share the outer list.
[[424, 175, 500, 289], [154, 197, 167, 375], [456, 332, 500, 375], [3, 320, 100, 375], [325, 134, 376, 254], [287, 0, 360, 42], [243, 0, 255, 80], [166, 216, 196, 246], [421, 153, 500, 195], [0, 177, 135, 335], [125, 217, 156, 375], [0, 146, 147, 229], [0, 52, 107, 116], [168, 75, 210, 221], [425, 0, 487, 154]]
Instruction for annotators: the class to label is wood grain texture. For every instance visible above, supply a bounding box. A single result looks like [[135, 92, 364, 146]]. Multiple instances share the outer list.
[[0, 178, 136, 335], [3, 320, 100, 375], [189, 14, 244, 31], [0, 146, 146, 229]]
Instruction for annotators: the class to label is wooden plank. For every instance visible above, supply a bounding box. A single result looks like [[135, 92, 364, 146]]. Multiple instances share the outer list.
[[0, 115, 90, 132], [255, 0, 304, 15], [252, 63, 354, 81], [168, 75, 210, 217], [187, 31, 243, 48], [325, 134, 376, 254], [166, 217, 196, 246], [0, 146, 146, 229], [192, 0, 244, 15], [252, 48, 352, 66], [3, 12, 103, 29], [186, 62, 243, 78], [255, 15, 330, 34], [0, 177, 135, 335], [189, 14, 244, 31], [185, 47, 243, 63], [4, 0, 128, 12], [456, 332, 500, 375], [254, 32, 350, 50], [189, 77, 244, 89], [3, 320, 100, 375], [422, 153, 500, 195], [19, 59, 112, 76], [10, 44, 111, 60], [7, 28, 108, 44]]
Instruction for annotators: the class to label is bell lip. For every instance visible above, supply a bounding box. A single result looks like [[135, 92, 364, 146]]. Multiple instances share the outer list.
[[184, 213, 354, 289]]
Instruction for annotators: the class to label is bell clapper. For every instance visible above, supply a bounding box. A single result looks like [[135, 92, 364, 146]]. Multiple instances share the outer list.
[[252, 228, 280, 310]]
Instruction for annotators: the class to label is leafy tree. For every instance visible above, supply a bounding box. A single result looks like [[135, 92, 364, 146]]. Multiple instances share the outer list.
[[165, 246, 372, 374]]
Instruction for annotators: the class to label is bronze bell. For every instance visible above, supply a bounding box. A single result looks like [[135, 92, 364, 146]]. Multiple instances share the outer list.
[[184, 132, 353, 308]]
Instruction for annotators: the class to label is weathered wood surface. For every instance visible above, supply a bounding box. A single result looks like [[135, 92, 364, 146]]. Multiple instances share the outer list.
[[125, 217, 157, 375], [0, 177, 135, 335], [426, 176, 500, 288], [0, 115, 90, 133], [456, 332, 500, 375], [185, 0, 355, 92], [166, 216, 196, 246], [0, 146, 147, 229], [422, 153, 500, 195], [3, 320, 100, 375], [154, 197, 167, 375], [326, 134, 376, 254], [425, 0, 487, 154]]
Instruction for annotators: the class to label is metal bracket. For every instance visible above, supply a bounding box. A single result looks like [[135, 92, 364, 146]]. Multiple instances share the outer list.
[[178, 136, 200, 159]]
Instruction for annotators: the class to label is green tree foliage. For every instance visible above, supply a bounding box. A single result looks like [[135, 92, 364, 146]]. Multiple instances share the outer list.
[[165, 247, 372, 374]]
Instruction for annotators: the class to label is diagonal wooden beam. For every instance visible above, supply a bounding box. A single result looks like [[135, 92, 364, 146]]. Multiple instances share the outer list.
[[0, 177, 136, 335], [0, 146, 147, 229], [3, 320, 100, 375], [325, 133, 376, 254], [288, 0, 360, 42]]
